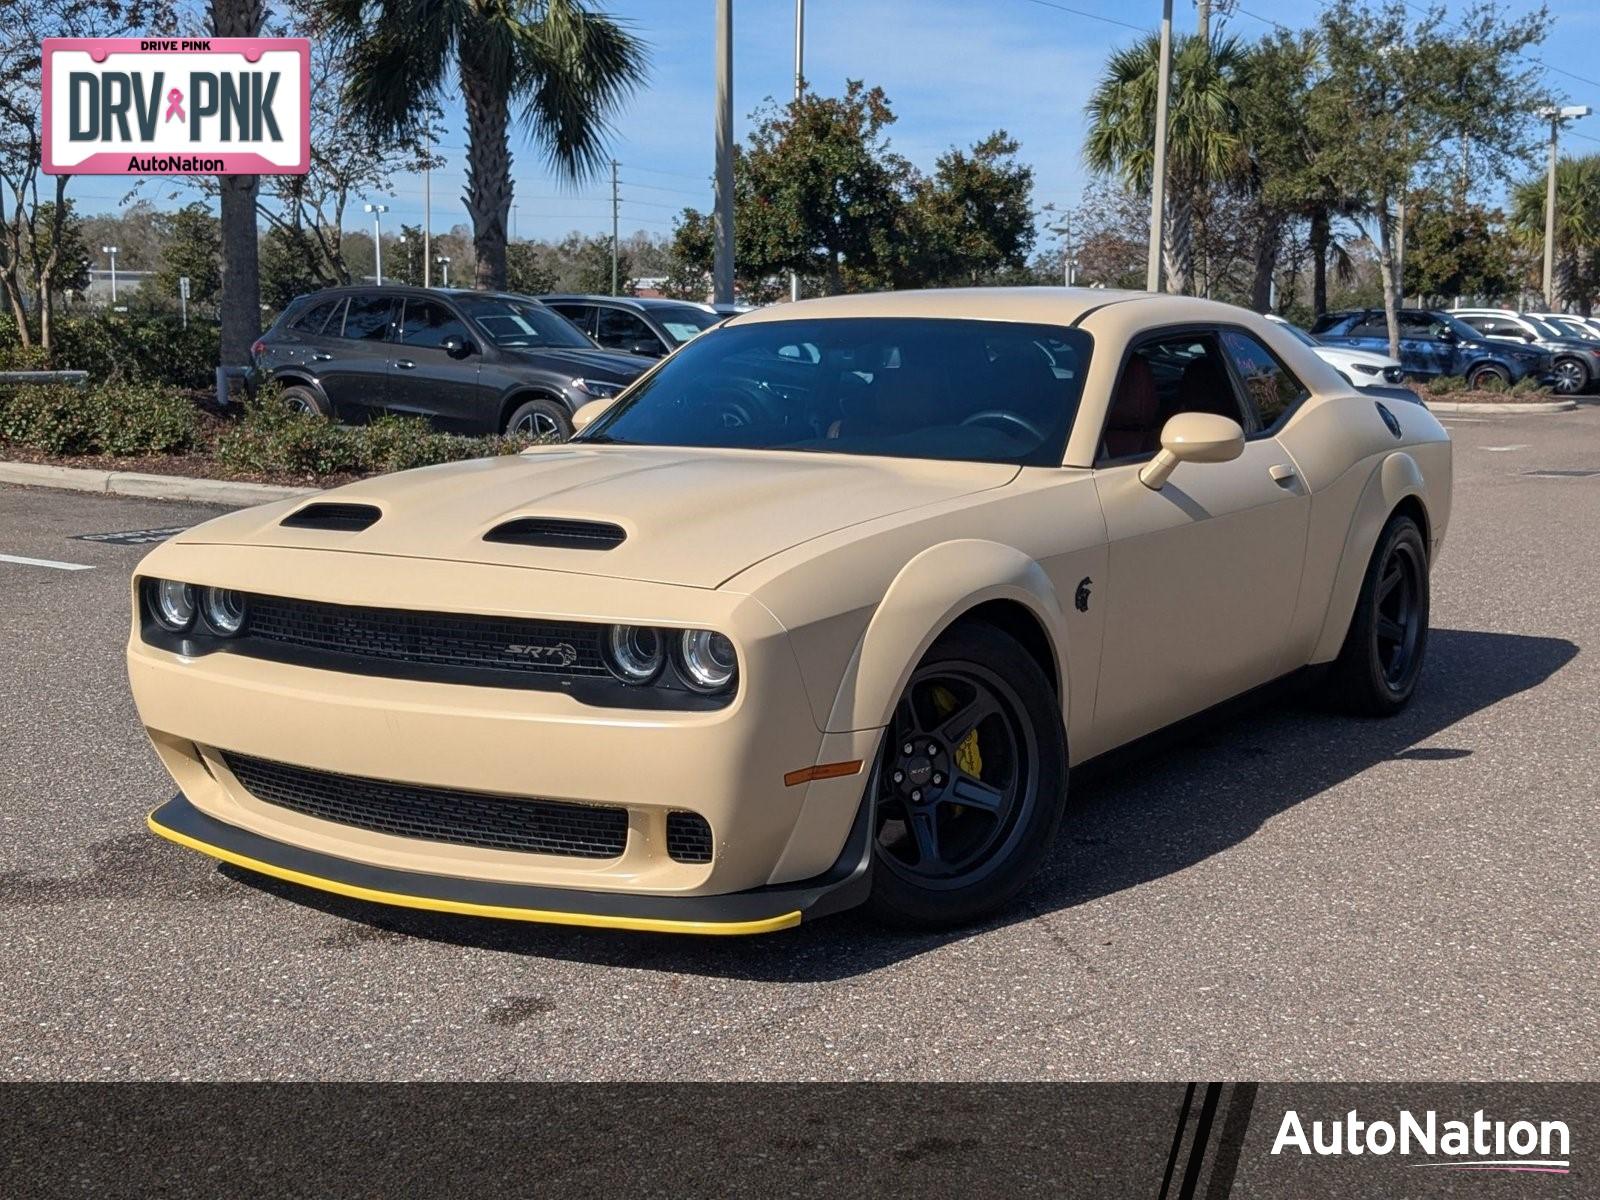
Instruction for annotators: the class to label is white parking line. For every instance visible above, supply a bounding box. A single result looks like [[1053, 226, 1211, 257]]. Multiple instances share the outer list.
[[1482, 444, 1529, 452], [0, 553, 95, 571]]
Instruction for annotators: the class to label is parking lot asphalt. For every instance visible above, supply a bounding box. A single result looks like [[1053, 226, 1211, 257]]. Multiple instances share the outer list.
[[2, 406, 1598, 1082]]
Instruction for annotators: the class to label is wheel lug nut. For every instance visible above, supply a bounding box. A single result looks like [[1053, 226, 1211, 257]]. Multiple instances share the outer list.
[[911, 789, 922, 803], [892, 770, 904, 784], [903, 742, 914, 755], [932, 773, 944, 786], [927, 743, 940, 757]]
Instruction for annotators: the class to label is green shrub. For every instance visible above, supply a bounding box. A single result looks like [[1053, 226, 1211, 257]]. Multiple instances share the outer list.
[[1425, 375, 1465, 395], [0, 381, 199, 456], [359, 414, 498, 474], [0, 313, 221, 389], [1510, 374, 1551, 396], [1476, 372, 1508, 394], [217, 394, 363, 477]]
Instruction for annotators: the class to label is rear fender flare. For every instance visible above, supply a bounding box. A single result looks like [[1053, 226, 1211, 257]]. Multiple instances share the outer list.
[[823, 539, 1068, 735], [1311, 450, 1427, 663]]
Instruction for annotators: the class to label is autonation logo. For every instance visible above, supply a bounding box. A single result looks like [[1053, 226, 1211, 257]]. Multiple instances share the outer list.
[[1272, 1109, 1571, 1175]]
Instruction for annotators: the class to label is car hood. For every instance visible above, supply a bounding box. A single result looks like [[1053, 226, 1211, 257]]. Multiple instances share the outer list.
[[1317, 345, 1399, 370], [497, 346, 654, 379], [179, 445, 1019, 589]]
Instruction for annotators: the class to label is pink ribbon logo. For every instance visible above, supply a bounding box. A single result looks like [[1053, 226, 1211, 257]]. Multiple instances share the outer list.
[[164, 88, 185, 123]]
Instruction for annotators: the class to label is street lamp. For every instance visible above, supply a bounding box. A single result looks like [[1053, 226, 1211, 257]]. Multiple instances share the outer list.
[[790, 0, 805, 303], [364, 202, 389, 285], [1536, 105, 1591, 308], [436, 256, 451, 287], [1145, 0, 1174, 293], [101, 245, 119, 305]]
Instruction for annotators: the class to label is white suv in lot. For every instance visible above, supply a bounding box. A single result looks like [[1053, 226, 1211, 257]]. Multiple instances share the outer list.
[[1265, 314, 1404, 387], [1450, 308, 1600, 395], [1530, 312, 1600, 344]]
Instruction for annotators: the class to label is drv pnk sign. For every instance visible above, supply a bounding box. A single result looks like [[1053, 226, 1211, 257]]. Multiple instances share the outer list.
[[42, 38, 309, 175]]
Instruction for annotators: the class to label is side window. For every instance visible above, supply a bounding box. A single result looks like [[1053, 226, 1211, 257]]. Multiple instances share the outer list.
[[340, 295, 395, 341], [290, 298, 341, 334], [1100, 332, 1245, 461], [1219, 330, 1308, 430], [595, 308, 658, 351], [550, 304, 594, 335], [1349, 316, 1389, 339], [399, 299, 470, 350]]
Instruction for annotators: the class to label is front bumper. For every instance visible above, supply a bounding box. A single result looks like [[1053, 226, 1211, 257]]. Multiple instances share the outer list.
[[149, 791, 872, 935], [128, 544, 881, 921]]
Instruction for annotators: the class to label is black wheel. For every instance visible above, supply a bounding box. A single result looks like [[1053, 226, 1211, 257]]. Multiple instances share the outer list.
[[865, 623, 1067, 928], [281, 385, 329, 418], [1467, 364, 1510, 391], [1552, 357, 1589, 396], [1326, 512, 1429, 716], [505, 397, 573, 441]]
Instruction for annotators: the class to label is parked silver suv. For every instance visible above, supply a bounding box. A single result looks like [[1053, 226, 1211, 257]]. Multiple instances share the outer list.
[[1450, 308, 1600, 395]]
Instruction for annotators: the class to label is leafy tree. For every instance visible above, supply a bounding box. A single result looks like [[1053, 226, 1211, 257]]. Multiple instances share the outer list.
[[152, 203, 224, 314], [1508, 153, 1600, 313], [31, 201, 91, 298], [571, 236, 632, 294], [322, 0, 648, 290], [901, 132, 1035, 286], [506, 241, 559, 295], [1085, 33, 1248, 295], [1311, 0, 1549, 355], [260, 225, 332, 314], [1404, 196, 1517, 303]]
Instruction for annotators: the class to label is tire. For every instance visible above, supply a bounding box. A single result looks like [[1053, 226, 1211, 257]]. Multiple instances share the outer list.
[[1325, 512, 1429, 717], [864, 622, 1067, 929], [1466, 363, 1510, 391], [281, 384, 330, 418], [1552, 357, 1589, 396], [505, 397, 573, 441]]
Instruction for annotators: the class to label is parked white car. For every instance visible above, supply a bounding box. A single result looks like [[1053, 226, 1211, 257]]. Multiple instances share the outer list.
[[1451, 307, 1600, 394], [1530, 312, 1600, 343], [1265, 314, 1404, 386]]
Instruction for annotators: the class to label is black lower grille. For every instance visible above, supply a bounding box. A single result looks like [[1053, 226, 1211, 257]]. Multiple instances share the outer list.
[[665, 811, 713, 864], [244, 594, 610, 678], [224, 753, 629, 859]]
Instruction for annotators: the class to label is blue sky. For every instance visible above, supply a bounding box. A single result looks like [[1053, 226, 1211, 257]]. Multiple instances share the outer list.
[[67, 0, 1600, 246]]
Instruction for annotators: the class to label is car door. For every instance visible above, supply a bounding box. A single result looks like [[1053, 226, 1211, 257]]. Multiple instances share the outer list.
[[547, 303, 597, 341], [594, 305, 668, 357], [1087, 328, 1312, 750], [1397, 312, 1456, 377], [391, 297, 484, 432], [318, 293, 397, 420]]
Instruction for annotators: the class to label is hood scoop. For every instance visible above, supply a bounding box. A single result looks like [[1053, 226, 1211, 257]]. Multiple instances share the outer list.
[[484, 517, 627, 551], [280, 502, 382, 532]]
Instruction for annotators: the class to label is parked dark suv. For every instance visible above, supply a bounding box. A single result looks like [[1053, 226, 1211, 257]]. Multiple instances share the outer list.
[[1309, 308, 1552, 389], [252, 287, 653, 438], [538, 294, 723, 358]]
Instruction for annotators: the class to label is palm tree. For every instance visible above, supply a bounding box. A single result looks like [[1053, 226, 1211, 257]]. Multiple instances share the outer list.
[[1085, 33, 1247, 295], [213, 0, 266, 366], [1509, 154, 1600, 314], [322, 0, 647, 290]]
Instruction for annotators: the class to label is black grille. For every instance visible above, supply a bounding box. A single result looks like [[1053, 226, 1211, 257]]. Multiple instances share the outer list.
[[224, 753, 629, 858], [665, 811, 713, 864], [244, 594, 610, 677], [280, 502, 382, 531], [485, 517, 626, 550]]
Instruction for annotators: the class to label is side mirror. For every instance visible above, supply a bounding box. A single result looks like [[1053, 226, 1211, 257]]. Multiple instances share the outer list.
[[1521, 331, 1538, 342], [571, 397, 616, 434], [1139, 412, 1246, 490], [442, 335, 473, 359], [628, 339, 663, 357], [1436, 327, 1457, 343]]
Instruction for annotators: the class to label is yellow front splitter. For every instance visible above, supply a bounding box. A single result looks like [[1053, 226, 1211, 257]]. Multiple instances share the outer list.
[[147, 796, 812, 936]]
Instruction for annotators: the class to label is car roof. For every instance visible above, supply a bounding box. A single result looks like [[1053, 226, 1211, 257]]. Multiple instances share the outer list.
[[291, 285, 539, 305], [538, 294, 714, 312], [724, 286, 1243, 328]]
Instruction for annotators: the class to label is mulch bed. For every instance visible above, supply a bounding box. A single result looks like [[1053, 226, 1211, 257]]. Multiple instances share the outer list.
[[1404, 383, 1566, 405]]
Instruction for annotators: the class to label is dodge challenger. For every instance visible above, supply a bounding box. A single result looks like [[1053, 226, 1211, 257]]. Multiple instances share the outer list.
[[129, 289, 1451, 934]]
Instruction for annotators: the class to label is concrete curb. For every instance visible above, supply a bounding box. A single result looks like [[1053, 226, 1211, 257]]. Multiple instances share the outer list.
[[1423, 399, 1578, 415], [0, 460, 318, 507]]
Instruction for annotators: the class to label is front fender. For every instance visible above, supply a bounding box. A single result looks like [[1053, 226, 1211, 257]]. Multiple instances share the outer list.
[[1310, 450, 1427, 664], [822, 539, 1068, 734]]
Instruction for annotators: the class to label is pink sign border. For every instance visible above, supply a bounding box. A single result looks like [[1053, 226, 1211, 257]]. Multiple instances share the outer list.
[[42, 36, 311, 176]]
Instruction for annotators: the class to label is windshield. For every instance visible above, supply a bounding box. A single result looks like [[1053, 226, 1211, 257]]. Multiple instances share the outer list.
[[579, 317, 1093, 467], [456, 296, 596, 349], [1277, 321, 1321, 348], [1551, 316, 1600, 341], [1525, 315, 1563, 340], [649, 304, 723, 344]]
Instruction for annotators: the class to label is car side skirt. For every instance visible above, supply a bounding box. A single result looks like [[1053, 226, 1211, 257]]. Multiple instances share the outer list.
[[147, 790, 874, 937]]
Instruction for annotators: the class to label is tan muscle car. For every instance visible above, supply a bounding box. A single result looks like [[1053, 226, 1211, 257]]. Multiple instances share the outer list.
[[129, 289, 1451, 934]]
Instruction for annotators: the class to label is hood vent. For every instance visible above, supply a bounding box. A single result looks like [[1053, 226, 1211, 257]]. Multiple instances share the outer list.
[[280, 502, 382, 532], [484, 517, 627, 550]]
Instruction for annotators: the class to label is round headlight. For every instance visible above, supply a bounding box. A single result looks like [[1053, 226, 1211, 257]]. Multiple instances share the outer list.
[[679, 629, 737, 693], [150, 579, 196, 632], [201, 587, 248, 636], [604, 625, 665, 684]]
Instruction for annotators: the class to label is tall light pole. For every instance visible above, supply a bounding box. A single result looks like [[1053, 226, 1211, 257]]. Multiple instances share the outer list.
[[101, 245, 119, 305], [1537, 105, 1591, 308], [364, 203, 389, 284], [713, 0, 735, 305], [610, 158, 621, 296], [1145, 0, 1174, 293], [423, 135, 433, 288], [790, 0, 804, 303], [436, 256, 451, 287]]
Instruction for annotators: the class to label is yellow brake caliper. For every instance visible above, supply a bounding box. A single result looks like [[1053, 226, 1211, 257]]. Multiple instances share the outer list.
[[930, 686, 983, 807]]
